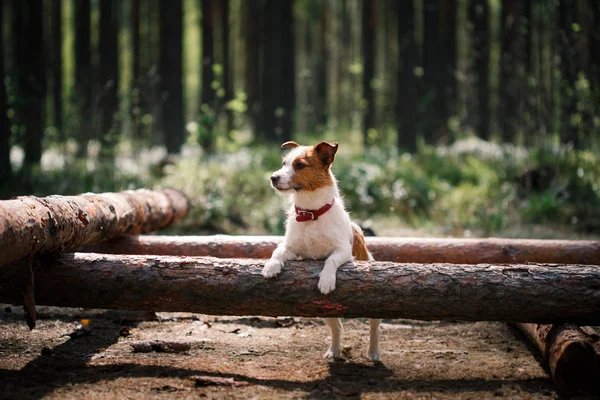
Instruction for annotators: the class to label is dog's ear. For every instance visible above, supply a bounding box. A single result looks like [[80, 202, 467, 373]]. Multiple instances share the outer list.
[[281, 141, 300, 149], [314, 141, 338, 166]]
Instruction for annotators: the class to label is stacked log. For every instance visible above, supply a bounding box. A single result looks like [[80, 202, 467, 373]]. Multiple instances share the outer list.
[[0, 188, 189, 268], [1, 254, 599, 323], [78, 235, 600, 265]]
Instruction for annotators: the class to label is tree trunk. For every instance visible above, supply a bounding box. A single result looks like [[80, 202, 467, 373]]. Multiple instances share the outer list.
[[242, 0, 261, 135], [316, 0, 329, 129], [469, 0, 490, 141], [16, 0, 46, 167], [0, 189, 189, 268], [200, 0, 216, 152], [558, 0, 579, 147], [78, 235, 600, 266], [0, 0, 11, 183], [159, 0, 185, 154], [220, 0, 233, 138], [396, 0, 418, 152], [499, 0, 521, 143], [98, 0, 119, 157], [51, 0, 63, 132], [1, 254, 600, 323], [361, 0, 376, 146], [261, 0, 294, 143], [130, 0, 142, 140], [512, 323, 600, 394], [74, 0, 92, 156]]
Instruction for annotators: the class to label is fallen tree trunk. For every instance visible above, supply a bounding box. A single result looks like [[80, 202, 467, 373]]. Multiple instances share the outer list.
[[1, 253, 600, 323], [512, 323, 600, 393], [78, 235, 600, 265], [0, 189, 189, 268]]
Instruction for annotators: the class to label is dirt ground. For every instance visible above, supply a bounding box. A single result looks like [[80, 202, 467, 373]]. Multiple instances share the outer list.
[[2, 304, 596, 400]]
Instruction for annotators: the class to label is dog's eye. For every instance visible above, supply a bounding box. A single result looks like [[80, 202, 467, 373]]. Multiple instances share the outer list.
[[295, 162, 306, 170]]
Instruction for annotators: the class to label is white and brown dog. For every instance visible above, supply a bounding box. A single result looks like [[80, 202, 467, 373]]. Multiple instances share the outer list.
[[262, 140, 381, 361]]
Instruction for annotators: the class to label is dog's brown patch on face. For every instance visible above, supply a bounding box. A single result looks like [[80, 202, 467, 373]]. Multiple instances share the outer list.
[[352, 225, 370, 261], [286, 146, 334, 191]]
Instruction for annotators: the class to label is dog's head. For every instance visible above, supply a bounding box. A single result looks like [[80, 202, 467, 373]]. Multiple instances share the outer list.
[[270, 141, 338, 193]]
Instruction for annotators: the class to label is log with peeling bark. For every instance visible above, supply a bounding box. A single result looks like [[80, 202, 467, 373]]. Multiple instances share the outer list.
[[1, 253, 600, 323], [78, 235, 600, 265], [0, 188, 189, 268], [512, 323, 600, 393]]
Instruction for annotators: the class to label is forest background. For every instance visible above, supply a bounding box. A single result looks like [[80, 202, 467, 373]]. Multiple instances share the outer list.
[[1, 0, 599, 238]]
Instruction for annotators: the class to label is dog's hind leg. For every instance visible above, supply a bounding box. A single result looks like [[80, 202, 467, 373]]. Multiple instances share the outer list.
[[367, 318, 381, 361], [323, 317, 343, 359]]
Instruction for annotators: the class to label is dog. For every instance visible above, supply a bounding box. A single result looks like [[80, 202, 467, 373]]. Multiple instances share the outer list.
[[262, 140, 381, 361]]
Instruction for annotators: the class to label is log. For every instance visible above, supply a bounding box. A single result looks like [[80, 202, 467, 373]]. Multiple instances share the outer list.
[[0, 188, 189, 268], [1, 253, 600, 323], [77, 235, 600, 265], [512, 323, 600, 394]]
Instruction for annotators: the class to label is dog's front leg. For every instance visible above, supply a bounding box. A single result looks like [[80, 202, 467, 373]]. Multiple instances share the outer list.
[[318, 248, 353, 294], [323, 317, 343, 359], [367, 318, 381, 361], [262, 243, 296, 278]]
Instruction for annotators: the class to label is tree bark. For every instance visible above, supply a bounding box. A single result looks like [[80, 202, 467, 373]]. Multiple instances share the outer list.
[[396, 0, 418, 152], [78, 235, 600, 266], [0, 0, 11, 183], [469, 0, 490, 141], [512, 323, 600, 394], [0, 189, 189, 268], [16, 0, 46, 166], [74, 0, 92, 156], [130, 0, 142, 140], [159, 0, 185, 154], [200, 0, 216, 152], [361, 0, 376, 146], [1, 254, 600, 323], [499, 0, 521, 143], [261, 0, 295, 143], [51, 0, 63, 132], [98, 0, 119, 156]]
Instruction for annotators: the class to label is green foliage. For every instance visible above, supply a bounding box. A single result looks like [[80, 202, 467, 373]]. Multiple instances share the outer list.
[[5, 138, 600, 238]]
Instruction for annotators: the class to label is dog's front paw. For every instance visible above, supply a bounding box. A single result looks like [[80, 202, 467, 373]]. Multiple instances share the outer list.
[[262, 258, 283, 278], [318, 271, 336, 294], [367, 350, 381, 362], [323, 347, 342, 359]]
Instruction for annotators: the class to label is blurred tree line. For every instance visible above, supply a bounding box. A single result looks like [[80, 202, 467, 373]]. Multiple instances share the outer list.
[[1, 0, 599, 184]]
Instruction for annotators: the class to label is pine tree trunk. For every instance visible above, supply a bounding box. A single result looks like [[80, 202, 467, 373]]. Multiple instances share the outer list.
[[396, 1, 418, 152], [78, 235, 600, 266], [512, 323, 600, 393], [74, 0, 92, 156], [18, 0, 46, 167], [261, 0, 294, 143], [200, 0, 215, 152], [499, 0, 521, 143], [1, 254, 600, 324], [0, 189, 189, 268], [0, 1, 11, 183], [220, 0, 233, 138], [159, 0, 185, 154], [98, 0, 119, 157], [361, 0, 376, 146], [130, 0, 142, 140], [51, 0, 63, 132], [469, 0, 490, 141]]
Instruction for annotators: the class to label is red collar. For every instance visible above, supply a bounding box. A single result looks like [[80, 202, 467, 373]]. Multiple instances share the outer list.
[[294, 199, 335, 222]]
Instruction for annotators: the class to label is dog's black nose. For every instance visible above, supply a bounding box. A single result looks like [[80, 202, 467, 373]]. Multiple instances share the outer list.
[[270, 175, 280, 185]]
